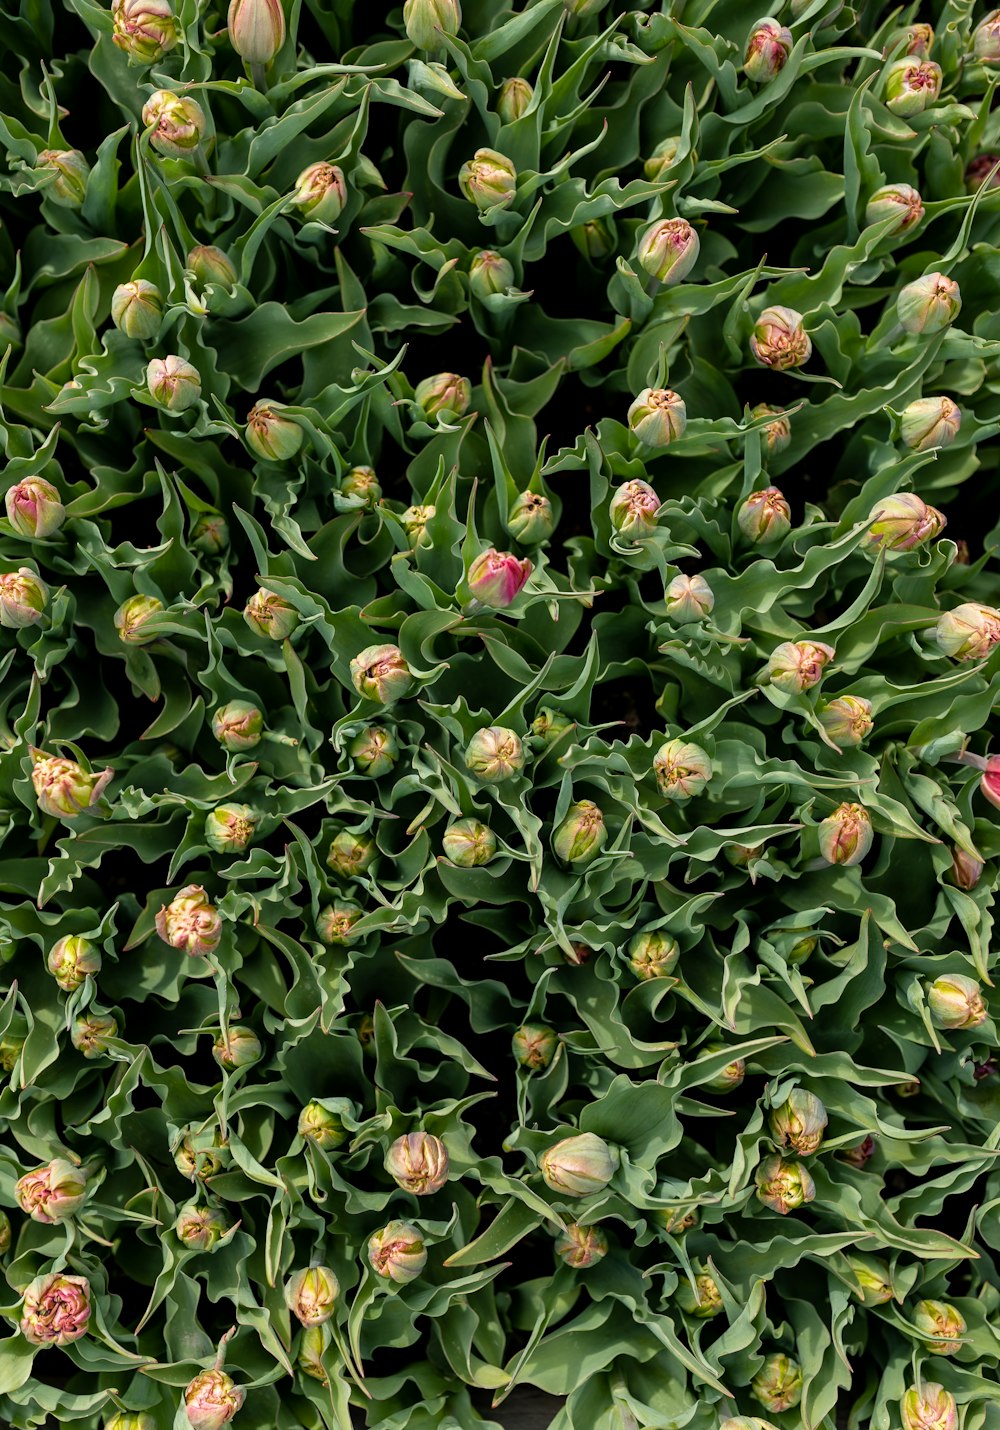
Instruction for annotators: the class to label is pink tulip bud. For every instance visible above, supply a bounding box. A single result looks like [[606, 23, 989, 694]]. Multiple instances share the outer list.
[[750, 402, 792, 454], [817, 802, 873, 866], [156, 885, 223, 958], [760, 639, 835, 693], [884, 58, 942, 115], [950, 846, 984, 890], [112, 0, 178, 61], [609, 479, 661, 537], [15, 1159, 87, 1223], [6, 477, 65, 538], [243, 587, 299, 640], [750, 307, 811, 370], [865, 183, 924, 233], [637, 218, 700, 285], [966, 154, 1000, 192], [31, 749, 112, 818], [737, 486, 791, 543], [183, 1368, 245, 1429], [900, 397, 961, 452], [901, 1383, 958, 1430], [142, 91, 207, 158], [743, 16, 793, 82], [384, 1131, 450, 1194], [664, 572, 715, 623], [414, 372, 471, 421], [146, 355, 201, 411], [862, 492, 945, 554], [20, 1272, 91, 1346], [653, 738, 713, 800], [367, 1220, 428, 1282], [818, 695, 873, 747], [981, 756, 1000, 811], [936, 603, 1000, 661], [467, 548, 532, 608], [228, 0, 285, 63]]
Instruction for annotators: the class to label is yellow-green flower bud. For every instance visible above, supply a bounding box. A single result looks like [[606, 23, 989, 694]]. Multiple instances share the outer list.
[[205, 804, 259, 854], [897, 273, 961, 335], [403, 0, 461, 49], [368, 1220, 428, 1281], [146, 355, 201, 411], [292, 162, 347, 224], [554, 1222, 608, 1268], [637, 218, 699, 285], [316, 901, 363, 945], [156, 884, 222, 958], [244, 587, 299, 640], [540, 1132, 615, 1196], [442, 817, 496, 867], [0, 567, 48, 627], [676, 1271, 723, 1317], [348, 724, 399, 777], [183, 1368, 245, 1429], [245, 401, 303, 461], [750, 402, 792, 454], [37, 149, 90, 207], [935, 602, 1000, 661], [913, 1299, 966, 1355], [285, 1265, 340, 1327], [893, 21, 934, 56], [627, 929, 679, 980], [865, 183, 924, 233], [900, 397, 961, 451], [643, 137, 682, 181], [469, 249, 513, 299], [653, 738, 712, 800], [297, 1324, 330, 1383], [531, 706, 575, 744], [750, 306, 811, 369], [817, 802, 873, 867], [298, 1099, 350, 1149], [175, 1202, 232, 1250], [769, 1088, 828, 1155], [743, 17, 793, 82], [818, 695, 873, 747], [212, 701, 263, 751], [701, 1042, 746, 1092], [507, 491, 554, 545], [902, 1383, 958, 1430], [111, 279, 163, 339], [341, 465, 381, 506], [112, 0, 178, 61], [627, 387, 687, 447], [31, 749, 112, 818], [861, 492, 945, 554], [752, 1353, 803, 1412], [737, 486, 791, 543], [191, 514, 229, 554], [188, 246, 238, 288], [350, 644, 413, 704], [214, 1030, 258, 1079], [927, 973, 987, 1029], [847, 1253, 893, 1304], [173, 1123, 228, 1181], [328, 830, 377, 879], [497, 76, 533, 123], [401, 504, 436, 548], [114, 593, 164, 644], [760, 639, 835, 694], [972, 9, 1000, 62], [414, 372, 471, 420], [755, 1153, 815, 1214], [142, 91, 206, 158], [71, 1012, 119, 1058], [465, 726, 524, 783], [459, 148, 517, 212], [385, 1131, 450, 1194], [228, 0, 286, 64], [47, 934, 101, 991], [884, 57, 942, 115], [512, 1023, 558, 1069], [571, 217, 615, 260], [106, 1413, 158, 1430], [553, 799, 607, 866], [662, 573, 712, 624]]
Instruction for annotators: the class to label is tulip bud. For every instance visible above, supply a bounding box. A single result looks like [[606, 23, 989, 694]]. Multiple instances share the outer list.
[[71, 1012, 119, 1057], [37, 149, 89, 207], [571, 218, 615, 260], [497, 76, 533, 123], [468, 249, 513, 299], [847, 1252, 893, 1304], [111, 279, 163, 339], [676, 1271, 723, 1318], [205, 804, 259, 855], [643, 137, 682, 182], [555, 1222, 608, 1268], [884, 58, 942, 114], [467, 548, 532, 608], [950, 847, 984, 891], [212, 701, 263, 751], [541, 1132, 614, 1196], [400, 504, 436, 548], [6, 477, 65, 538], [982, 758, 1000, 813], [146, 355, 201, 412], [188, 246, 237, 288], [750, 306, 811, 369], [900, 397, 961, 452], [507, 491, 554, 545], [228, 0, 285, 63], [291, 163, 347, 224], [245, 401, 303, 461], [174, 1124, 228, 1181], [862, 492, 945, 555], [769, 1088, 828, 1156], [111, 0, 178, 60], [328, 831, 377, 879], [531, 707, 575, 744], [114, 593, 164, 644], [972, 8, 1000, 62], [368, 1220, 428, 1282], [927, 973, 987, 1029], [663, 572, 715, 624], [902, 1384, 958, 1430], [348, 724, 399, 777], [297, 1325, 330, 1383], [894, 21, 934, 56], [610, 479, 661, 538], [553, 799, 607, 867], [897, 273, 961, 335], [653, 1206, 698, 1235], [15, 1159, 87, 1223], [865, 183, 924, 233], [817, 802, 873, 867], [191, 515, 229, 554], [142, 91, 206, 158], [31, 750, 112, 818], [156, 885, 222, 958], [653, 738, 712, 800], [637, 218, 700, 285], [403, 0, 461, 49], [0, 567, 48, 628], [183, 1369, 245, 1429], [385, 1131, 450, 1194], [743, 17, 793, 82], [285, 1265, 340, 1327], [913, 1300, 966, 1355], [966, 154, 1000, 191], [755, 1153, 815, 1214], [415, 372, 472, 421], [442, 817, 496, 867], [627, 387, 687, 448], [459, 148, 517, 211], [47, 934, 101, 991], [464, 726, 524, 783], [627, 929, 679, 981], [701, 1042, 746, 1092], [244, 588, 299, 641], [512, 1023, 558, 1069], [749, 402, 792, 455], [298, 1100, 350, 1149], [935, 602, 1000, 661], [176, 1202, 231, 1250], [317, 901, 363, 945], [788, 936, 816, 966], [726, 841, 764, 869], [840, 1134, 875, 1169], [817, 695, 873, 748], [20, 1272, 91, 1346], [737, 486, 791, 543], [212, 1025, 261, 1069], [106, 1414, 157, 1430], [752, 1355, 803, 1413], [350, 644, 412, 704], [761, 639, 835, 694]]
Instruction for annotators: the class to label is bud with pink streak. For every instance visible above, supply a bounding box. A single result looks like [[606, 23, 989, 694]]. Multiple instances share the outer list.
[[467, 548, 532, 609]]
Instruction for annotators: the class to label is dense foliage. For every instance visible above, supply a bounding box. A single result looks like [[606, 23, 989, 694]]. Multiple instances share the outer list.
[[1, 0, 1000, 1426]]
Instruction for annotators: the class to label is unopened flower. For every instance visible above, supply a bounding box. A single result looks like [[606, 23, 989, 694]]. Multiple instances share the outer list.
[[415, 372, 471, 420], [15, 1159, 87, 1223], [701, 1043, 746, 1092], [142, 91, 206, 157], [571, 218, 615, 260], [459, 149, 517, 211], [174, 1124, 228, 1181], [847, 1253, 893, 1304], [297, 1324, 330, 1383], [403, 0, 461, 49], [555, 1222, 608, 1268], [0, 1026, 25, 1072], [676, 1271, 723, 1318], [950, 847, 984, 891], [897, 273, 961, 335], [191, 514, 229, 554], [317, 901, 363, 945], [885, 58, 942, 114], [212, 1025, 261, 1068], [6, 477, 65, 538], [298, 1100, 350, 1149], [737, 487, 791, 543], [819, 695, 873, 747], [725, 841, 764, 869], [750, 307, 811, 369], [111, 279, 163, 338], [761, 639, 834, 694], [770, 1089, 828, 1155], [468, 548, 532, 608], [512, 1023, 558, 1069], [112, 0, 178, 60], [664, 572, 714, 623], [328, 830, 377, 878], [47, 934, 101, 991], [212, 701, 263, 750], [541, 1132, 614, 1196], [348, 724, 399, 777], [205, 804, 259, 855], [894, 21, 934, 55], [817, 802, 873, 866], [340, 465, 381, 506], [755, 1154, 815, 1214], [400, 504, 436, 548], [20, 1273, 91, 1346], [442, 817, 496, 867], [900, 397, 961, 452], [627, 929, 679, 980], [0, 567, 48, 627], [228, 0, 285, 63], [981, 756, 1000, 810], [654, 1206, 698, 1235], [840, 1134, 875, 1169], [972, 9, 1000, 63], [285, 1265, 340, 1327], [966, 154, 1000, 191], [114, 594, 164, 644], [862, 492, 945, 554], [531, 707, 575, 744], [553, 799, 607, 866], [927, 973, 987, 1029], [176, 1202, 232, 1250], [507, 491, 553, 545], [628, 388, 687, 447], [156, 885, 222, 958], [245, 402, 303, 461], [291, 163, 346, 223], [637, 218, 700, 285], [147, 355, 201, 411], [865, 183, 924, 233], [368, 1220, 428, 1282], [610, 479, 661, 538], [643, 137, 682, 181], [752, 1353, 803, 1412], [935, 602, 1000, 660], [106, 1414, 157, 1430], [37, 149, 89, 206], [902, 1383, 958, 1430], [244, 588, 298, 641], [350, 644, 412, 704], [188, 246, 237, 288], [71, 1013, 119, 1058], [385, 1132, 450, 1194], [913, 1300, 966, 1355], [31, 750, 112, 818], [497, 76, 533, 123], [183, 1369, 245, 1429], [465, 726, 524, 782], [469, 249, 514, 299], [750, 402, 792, 455], [743, 16, 793, 82], [788, 936, 816, 965], [653, 738, 712, 800]]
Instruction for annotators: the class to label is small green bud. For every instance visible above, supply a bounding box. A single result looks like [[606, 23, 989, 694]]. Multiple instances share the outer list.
[[700, 1042, 746, 1092], [348, 724, 399, 777], [927, 973, 987, 1029], [400, 504, 436, 548], [212, 1025, 262, 1068], [317, 901, 363, 945], [540, 1132, 614, 1196], [627, 929, 679, 980], [458, 148, 517, 212], [298, 1099, 350, 1149], [469, 249, 514, 299], [553, 799, 607, 866], [743, 17, 793, 82], [188, 245, 237, 288], [737, 487, 791, 543], [865, 183, 924, 233], [146, 355, 201, 411], [884, 57, 942, 115], [245, 401, 303, 461], [464, 726, 524, 783], [749, 402, 791, 454], [175, 1202, 231, 1251], [111, 279, 163, 339], [554, 1222, 608, 1268], [571, 217, 615, 260], [244, 587, 299, 640], [847, 1253, 893, 1304], [769, 1088, 828, 1155], [897, 273, 961, 335], [664, 573, 714, 623], [442, 817, 496, 867], [292, 162, 347, 223], [328, 830, 377, 879], [643, 137, 682, 182], [341, 464, 382, 506], [497, 76, 533, 123], [751, 1353, 803, 1413], [114, 593, 164, 644], [212, 700, 263, 751], [71, 1012, 119, 1059], [37, 149, 89, 207], [191, 514, 229, 554], [912, 1299, 966, 1355], [403, 0, 461, 49], [676, 1271, 723, 1317], [414, 372, 471, 421], [47, 935, 101, 991], [512, 1023, 558, 1069], [507, 491, 554, 545], [627, 387, 687, 447], [818, 695, 873, 747], [531, 707, 575, 743], [755, 1153, 815, 1214], [205, 804, 259, 854]]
